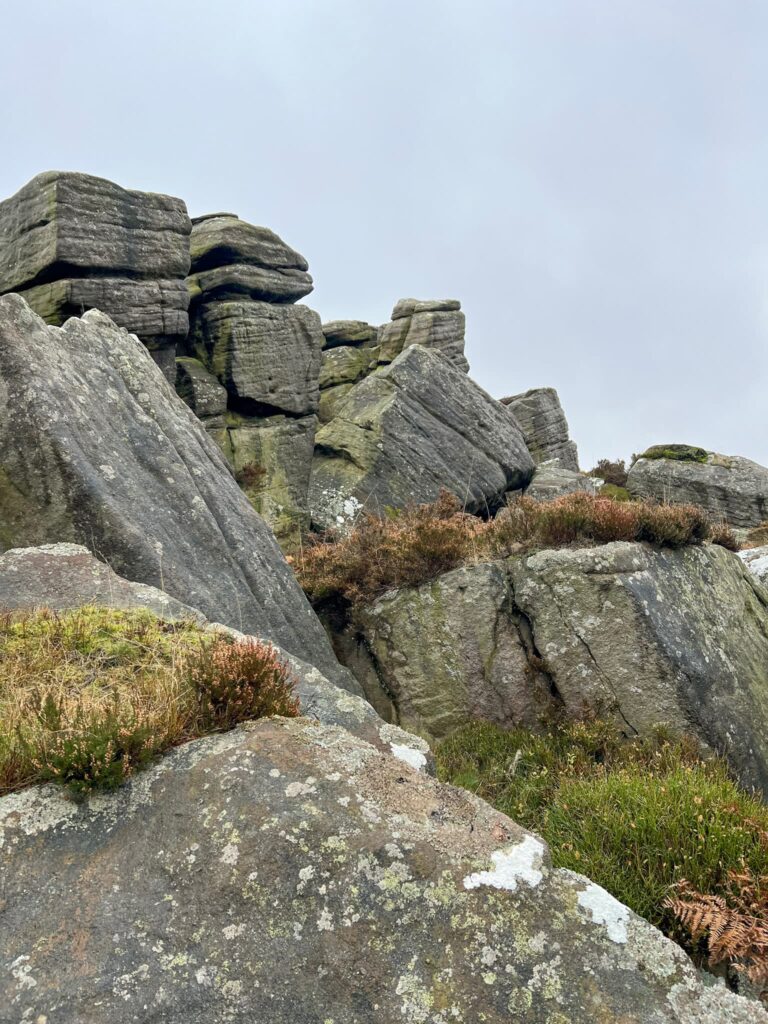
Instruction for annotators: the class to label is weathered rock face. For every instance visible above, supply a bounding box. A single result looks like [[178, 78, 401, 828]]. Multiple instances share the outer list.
[[501, 387, 579, 471], [628, 452, 768, 528], [354, 563, 553, 738], [214, 414, 317, 550], [510, 542, 768, 794], [309, 345, 535, 531], [175, 356, 228, 425], [0, 294, 350, 689], [188, 213, 313, 304], [188, 300, 324, 416], [740, 546, 768, 589], [378, 297, 469, 371], [322, 318, 378, 348], [524, 464, 601, 502], [0, 171, 192, 378], [2, 718, 761, 1023], [0, 542, 206, 622]]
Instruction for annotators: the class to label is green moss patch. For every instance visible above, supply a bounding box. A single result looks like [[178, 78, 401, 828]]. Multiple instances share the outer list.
[[639, 444, 709, 463]]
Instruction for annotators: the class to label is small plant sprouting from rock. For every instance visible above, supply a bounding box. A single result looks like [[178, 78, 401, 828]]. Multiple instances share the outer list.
[[0, 606, 299, 797], [235, 460, 267, 493]]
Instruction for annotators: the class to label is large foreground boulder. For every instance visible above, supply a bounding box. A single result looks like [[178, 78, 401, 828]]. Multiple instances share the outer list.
[[628, 449, 768, 528], [1, 718, 761, 1022], [309, 345, 534, 530], [501, 387, 579, 471], [0, 294, 350, 688]]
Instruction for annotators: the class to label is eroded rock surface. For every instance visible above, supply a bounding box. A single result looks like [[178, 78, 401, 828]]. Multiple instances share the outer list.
[[524, 464, 600, 502], [501, 387, 579, 471], [1, 718, 760, 1023], [309, 345, 534, 530], [378, 297, 469, 371], [0, 171, 191, 377], [628, 452, 768, 528], [740, 545, 768, 589], [510, 541, 768, 793], [0, 295, 349, 688], [355, 562, 553, 738]]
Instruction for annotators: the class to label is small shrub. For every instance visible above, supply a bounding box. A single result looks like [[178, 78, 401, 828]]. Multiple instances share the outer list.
[[296, 490, 482, 608], [436, 720, 768, 980], [588, 458, 628, 487], [188, 636, 300, 731], [709, 520, 740, 552], [0, 607, 299, 797], [639, 444, 709, 463]]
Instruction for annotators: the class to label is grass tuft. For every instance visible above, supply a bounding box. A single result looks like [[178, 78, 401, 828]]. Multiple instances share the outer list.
[[0, 606, 298, 797]]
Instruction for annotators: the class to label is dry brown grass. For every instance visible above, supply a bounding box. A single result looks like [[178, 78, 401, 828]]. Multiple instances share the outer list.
[[297, 490, 730, 610], [0, 606, 298, 796]]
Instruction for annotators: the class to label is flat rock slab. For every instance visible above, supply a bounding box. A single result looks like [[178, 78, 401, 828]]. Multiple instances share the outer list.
[[0, 170, 191, 293], [501, 387, 579, 471], [628, 453, 768, 528], [0, 294, 348, 689], [322, 319, 378, 347], [187, 261, 313, 304], [0, 719, 760, 1022], [309, 344, 534, 530], [740, 545, 768, 589], [189, 300, 323, 416]]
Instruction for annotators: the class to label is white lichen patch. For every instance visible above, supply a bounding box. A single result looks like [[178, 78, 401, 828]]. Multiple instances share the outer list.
[[390, 743, 428, 771], [220, 843, 239, 866], [576, 882, 630, 944], [463, 836, 545, 892], [285, 779, 317, 798]]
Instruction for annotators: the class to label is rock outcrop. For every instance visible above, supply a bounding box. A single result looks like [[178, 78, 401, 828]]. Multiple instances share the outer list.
[[309, 344, 535, 531], [510, 541, 768, 794], [0, 294, 352, 690], [354, 563, 553, 738], [0, 171, 191, 379], [319, 319, 380, 423], [628, 450, 768, 528], [335, 541, 768, 792], [2, 717, 761, 1023], [524, 464, 600, 501], [378, 297, 469, 371], [501, 387, 579, 471]]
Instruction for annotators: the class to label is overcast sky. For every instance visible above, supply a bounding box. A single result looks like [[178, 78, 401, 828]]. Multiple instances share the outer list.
[[3, 0, 766, 468]]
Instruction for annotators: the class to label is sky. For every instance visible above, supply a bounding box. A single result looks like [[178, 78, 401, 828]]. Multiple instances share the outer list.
[[3, 0, 767, 469]]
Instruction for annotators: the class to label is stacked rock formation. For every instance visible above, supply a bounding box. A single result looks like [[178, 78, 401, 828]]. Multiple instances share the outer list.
[[377, 297, 469, 371], [501, 386, 580, 470], [318, 319, 380, 423], [180, 214, 322, 549], [0, 171, 191, 380]]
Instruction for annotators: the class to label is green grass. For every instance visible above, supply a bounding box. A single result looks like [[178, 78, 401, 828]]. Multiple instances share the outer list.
[[0, 606, 299, 797], [436, 720, 768, 949]]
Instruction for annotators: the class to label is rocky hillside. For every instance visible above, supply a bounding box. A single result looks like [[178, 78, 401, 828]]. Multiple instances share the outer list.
[[1, 168, 767, 1021]]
